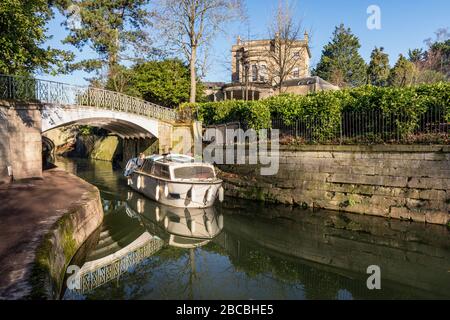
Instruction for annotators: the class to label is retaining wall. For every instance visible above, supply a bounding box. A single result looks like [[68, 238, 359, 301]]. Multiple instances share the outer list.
[[218, 145, 450, 225]]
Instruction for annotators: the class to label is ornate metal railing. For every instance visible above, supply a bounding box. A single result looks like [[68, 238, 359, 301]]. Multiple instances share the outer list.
[[76, 236, 164, 294], [0, 74, 178, 122]]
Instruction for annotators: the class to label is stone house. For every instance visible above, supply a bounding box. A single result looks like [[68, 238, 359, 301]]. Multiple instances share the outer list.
[[204, 33, 338, 101]]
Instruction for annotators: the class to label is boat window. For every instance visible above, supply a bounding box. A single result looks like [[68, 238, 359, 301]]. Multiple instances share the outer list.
[[141, 160, 154, 174], [152, 163, 171, 179], [173, 166, 215, 179]]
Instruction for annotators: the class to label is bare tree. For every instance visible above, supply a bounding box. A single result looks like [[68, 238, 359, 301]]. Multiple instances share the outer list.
[[155, 0, 244, 103], [265, 1, 308, 93]]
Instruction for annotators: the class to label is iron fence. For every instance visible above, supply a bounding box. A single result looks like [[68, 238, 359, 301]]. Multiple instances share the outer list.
[[272, 108, 449, 144], [0, 74, 178, 122], [206, 108, 449, 145]]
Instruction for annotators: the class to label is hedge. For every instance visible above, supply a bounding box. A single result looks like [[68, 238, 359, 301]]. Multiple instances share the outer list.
[[179, 82, 450, 138]]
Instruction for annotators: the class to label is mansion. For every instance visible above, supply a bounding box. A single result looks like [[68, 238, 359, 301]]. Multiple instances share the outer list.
[[205, 33, 338, 101]]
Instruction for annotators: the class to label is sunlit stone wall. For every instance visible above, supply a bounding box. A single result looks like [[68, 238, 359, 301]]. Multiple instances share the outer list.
[[219, 145, 450, 225], [0, 100, 42, 183]]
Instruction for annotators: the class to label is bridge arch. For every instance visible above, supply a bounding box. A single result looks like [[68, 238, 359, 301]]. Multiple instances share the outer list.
[[41, 105, 160, 139]]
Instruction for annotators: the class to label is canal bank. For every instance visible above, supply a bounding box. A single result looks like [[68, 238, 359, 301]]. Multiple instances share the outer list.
[[218, 145, 450, 225], [0, 169, 103, 299]]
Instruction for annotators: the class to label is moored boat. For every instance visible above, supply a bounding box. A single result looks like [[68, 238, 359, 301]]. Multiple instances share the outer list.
[[125, 154, 224, 208]]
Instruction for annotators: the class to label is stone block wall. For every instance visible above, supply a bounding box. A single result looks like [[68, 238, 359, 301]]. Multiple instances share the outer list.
[[218, 145, 450, 225], [0, 101, 42, 183]]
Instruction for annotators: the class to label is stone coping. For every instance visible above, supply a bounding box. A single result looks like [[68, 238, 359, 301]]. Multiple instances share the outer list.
[[278, 144, 450, 153], [217, 143, 450, 153]]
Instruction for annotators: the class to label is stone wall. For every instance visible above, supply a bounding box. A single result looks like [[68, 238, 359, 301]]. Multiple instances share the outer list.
[[29, 170, 104, 299], [0, 100, 42, 183], [90, 136, 122, 162], [218, 145, 450, 225]]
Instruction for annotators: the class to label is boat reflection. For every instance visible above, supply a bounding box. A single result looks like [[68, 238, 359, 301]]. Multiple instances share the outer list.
[[126, 191, 223, 249]]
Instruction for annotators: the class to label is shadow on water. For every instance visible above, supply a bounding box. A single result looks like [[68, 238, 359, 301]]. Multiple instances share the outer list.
[[56, 157, 450, 300]]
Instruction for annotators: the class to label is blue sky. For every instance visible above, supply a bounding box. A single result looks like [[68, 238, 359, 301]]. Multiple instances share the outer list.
[[40, 0, 450, 85]]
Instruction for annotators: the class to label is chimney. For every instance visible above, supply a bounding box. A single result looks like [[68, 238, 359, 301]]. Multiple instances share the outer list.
[[304, 31, 309, 42], [237, 35, 241, 45]]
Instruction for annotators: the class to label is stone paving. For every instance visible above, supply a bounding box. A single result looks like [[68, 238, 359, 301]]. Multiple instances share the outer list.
[[0, 169, 101, 299]]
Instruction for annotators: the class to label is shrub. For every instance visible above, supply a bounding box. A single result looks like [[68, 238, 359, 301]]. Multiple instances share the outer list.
[[179, 83, 450, 140]]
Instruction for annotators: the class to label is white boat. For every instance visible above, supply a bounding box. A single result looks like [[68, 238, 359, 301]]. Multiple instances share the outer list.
[[125, 154, 224, 208]]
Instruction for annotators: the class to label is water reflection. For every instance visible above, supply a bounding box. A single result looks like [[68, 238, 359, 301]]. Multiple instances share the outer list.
[[64, 194, 223, 298], [58, 158, 450, 300], [127, 192, 223, 249]]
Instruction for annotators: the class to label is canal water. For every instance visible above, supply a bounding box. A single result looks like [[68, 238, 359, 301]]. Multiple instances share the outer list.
[[56, 158, 450, 300]]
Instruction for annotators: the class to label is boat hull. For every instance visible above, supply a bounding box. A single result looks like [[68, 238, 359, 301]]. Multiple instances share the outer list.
[[128, 172, 222, 208]]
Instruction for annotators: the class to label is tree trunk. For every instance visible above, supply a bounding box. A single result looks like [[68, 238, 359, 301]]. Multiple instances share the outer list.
[[189, 47, 197, 103]]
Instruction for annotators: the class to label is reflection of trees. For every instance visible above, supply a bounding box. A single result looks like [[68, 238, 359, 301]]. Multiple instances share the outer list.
[[219, 243, 344, 299], [207, 232, 426, 300]]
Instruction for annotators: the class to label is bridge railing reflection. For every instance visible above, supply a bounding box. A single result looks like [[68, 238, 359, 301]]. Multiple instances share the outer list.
[[76, 232, 164, 294]]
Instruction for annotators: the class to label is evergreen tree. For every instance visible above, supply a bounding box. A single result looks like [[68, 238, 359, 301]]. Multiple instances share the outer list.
[[388, 54, 417, 87], [56, 0, 153, 90], [367, 47, 390, 86], [0, 0, 73, 75], [408, 48, 425, 63], [313, 24, 367, 87]]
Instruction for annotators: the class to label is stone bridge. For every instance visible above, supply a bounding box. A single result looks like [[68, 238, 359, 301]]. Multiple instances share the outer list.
[[0, 74, 200, 182]]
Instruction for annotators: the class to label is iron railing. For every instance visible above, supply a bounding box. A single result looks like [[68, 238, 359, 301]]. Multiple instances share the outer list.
[[271, 108, 449, 144], [0, 74, 178, 122], [206, 108, 449, 144]]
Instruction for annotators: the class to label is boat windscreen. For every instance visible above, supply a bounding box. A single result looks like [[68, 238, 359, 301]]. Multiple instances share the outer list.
[[173, 166, 215, 179]]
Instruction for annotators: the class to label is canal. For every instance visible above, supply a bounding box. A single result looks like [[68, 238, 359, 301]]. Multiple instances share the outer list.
[[56, 158, 450, 300]]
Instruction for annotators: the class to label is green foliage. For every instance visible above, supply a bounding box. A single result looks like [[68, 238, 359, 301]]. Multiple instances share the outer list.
[[181, 99, 271, 131], [105, 59, 203, 108], [313, 24, 367, 87], [56, 0, 152, 87], [367, 47, 390, 86], [0, 0, 73, 75], [131, 59, 203, 108], [183, 83, 450, 141], [388, 54, 418, 87]]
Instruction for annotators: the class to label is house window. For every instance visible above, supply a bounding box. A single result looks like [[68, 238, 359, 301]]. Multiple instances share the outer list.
[[252, 65, 258, 82], [259, 65, 267, 82], [293, 67, 300, 78]]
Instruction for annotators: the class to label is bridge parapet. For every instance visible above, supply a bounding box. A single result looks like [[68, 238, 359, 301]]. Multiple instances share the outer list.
[[0, 74, 178, 123]]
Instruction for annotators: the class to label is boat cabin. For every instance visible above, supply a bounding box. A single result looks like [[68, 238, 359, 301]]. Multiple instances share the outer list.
[[138, 154, 216, 181]]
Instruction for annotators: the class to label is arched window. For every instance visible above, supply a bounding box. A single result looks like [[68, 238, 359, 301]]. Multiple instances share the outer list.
[[293, 67, 300, 78]]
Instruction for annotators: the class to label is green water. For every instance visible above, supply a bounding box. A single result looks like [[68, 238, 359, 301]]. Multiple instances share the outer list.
[[57, 158, 450, 300]]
